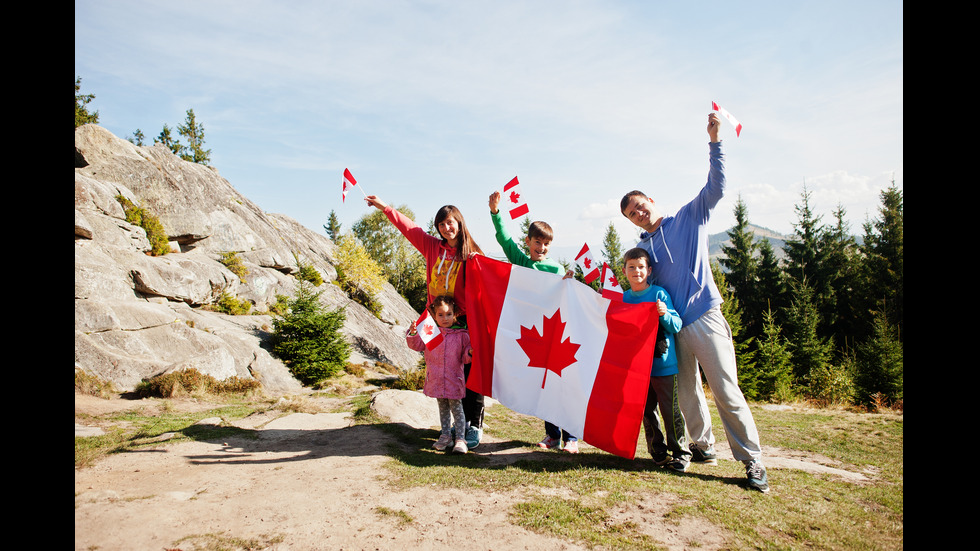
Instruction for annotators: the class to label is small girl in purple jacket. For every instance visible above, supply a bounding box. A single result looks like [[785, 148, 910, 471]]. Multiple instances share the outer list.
[[406, 296, 472, 454]]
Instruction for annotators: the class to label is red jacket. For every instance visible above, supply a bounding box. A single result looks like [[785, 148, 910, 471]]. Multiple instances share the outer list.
[[384, 206, 468, 317]]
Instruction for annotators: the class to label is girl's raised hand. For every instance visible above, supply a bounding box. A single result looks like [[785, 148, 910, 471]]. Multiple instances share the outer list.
[[365, 195, 388, 210]]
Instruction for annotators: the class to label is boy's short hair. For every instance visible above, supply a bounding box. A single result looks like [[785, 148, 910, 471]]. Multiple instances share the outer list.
[[527, 221, 554, 241], [428, 295, 456, 315], [622, 247, 651, 268], [620, 190, 649, 214]]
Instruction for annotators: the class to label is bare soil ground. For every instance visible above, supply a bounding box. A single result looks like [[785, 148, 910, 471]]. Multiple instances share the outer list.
[[74, 391, 873, 551]]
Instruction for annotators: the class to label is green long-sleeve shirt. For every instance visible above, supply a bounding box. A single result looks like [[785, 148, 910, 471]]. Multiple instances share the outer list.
[[491, 211, 565, 274]]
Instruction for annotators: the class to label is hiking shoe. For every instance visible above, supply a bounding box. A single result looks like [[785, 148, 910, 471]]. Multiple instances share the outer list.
[[452, 438, 468, 454], [433, 433, 453, 451], [745, 460, 769, 493], [538, 436, 561, 449], [563, 440, 579, 454], [465, 425, 482, 450], [689, 443, 718, 465], [665, 458, 689, 473], [651, 453, 671, 467]]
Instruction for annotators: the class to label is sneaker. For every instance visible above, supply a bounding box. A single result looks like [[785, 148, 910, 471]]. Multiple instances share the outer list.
[[745, 460, 769, 493], [537, 436, 561, 449], [465, 425, 482, 450], [452, 438, 468, 454], [689, 443, 718, 465], [433, 433, 453, 451], [563, 440, 579, 454], [651, 452, 671, 466], [665, 458, 689, 473]]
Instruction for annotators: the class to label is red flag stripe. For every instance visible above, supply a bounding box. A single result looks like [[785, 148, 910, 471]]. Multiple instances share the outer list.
[[508, 203, 530, 219], [463, 255, 512, 397]]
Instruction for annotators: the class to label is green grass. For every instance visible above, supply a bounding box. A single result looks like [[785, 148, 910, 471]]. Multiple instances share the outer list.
[[377, 402, 903, 550], [75, 389, 902, 550], [74, 402, 262, 469]]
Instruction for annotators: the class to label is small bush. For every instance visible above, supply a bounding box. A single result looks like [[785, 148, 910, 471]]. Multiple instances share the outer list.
[[219, 251, 249, 282], [133, 368, 261, 398], [210, 291, 253, 315], [382, 358, 427, 391], [75, 368, 116, 398], [116, 195, 170, 256], [296, 260, 324, 286]]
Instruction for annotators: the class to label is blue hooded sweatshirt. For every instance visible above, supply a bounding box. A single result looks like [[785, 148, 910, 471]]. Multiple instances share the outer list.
[[635, 142, 726, 327]]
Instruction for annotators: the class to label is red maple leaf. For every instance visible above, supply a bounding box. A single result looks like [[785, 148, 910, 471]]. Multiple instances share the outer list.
[[608, 273, 618, 287], [509, 191, 521, 204], [516, 309, 581, 388], [583, 257, 592, 269], [422, 324, 434, 336]]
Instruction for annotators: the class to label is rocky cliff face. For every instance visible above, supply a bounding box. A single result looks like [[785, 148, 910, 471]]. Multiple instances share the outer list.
[[74, 124, 421, 392]]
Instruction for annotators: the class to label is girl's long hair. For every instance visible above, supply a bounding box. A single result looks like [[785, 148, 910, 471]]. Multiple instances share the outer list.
[[434, 205, 483, 260]]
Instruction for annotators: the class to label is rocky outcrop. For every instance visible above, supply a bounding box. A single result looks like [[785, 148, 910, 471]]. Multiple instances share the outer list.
[[74, 124, 421, 392]]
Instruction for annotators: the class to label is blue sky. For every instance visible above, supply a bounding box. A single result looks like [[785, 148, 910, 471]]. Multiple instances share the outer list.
[[75, 0, 903, 263]]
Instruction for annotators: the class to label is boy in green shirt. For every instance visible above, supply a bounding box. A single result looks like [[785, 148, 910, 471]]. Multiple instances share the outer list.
[[489, 191, 578, 452]]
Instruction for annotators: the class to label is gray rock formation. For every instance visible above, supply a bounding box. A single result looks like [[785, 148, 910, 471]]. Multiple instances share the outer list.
[[74, 124, 421, 393]]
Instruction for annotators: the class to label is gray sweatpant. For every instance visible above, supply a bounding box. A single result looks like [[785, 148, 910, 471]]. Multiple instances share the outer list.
[[675, 306, 763, 463]]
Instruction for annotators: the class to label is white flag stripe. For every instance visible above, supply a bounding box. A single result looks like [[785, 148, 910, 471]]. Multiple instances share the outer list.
[[491, 267, 611, 437]]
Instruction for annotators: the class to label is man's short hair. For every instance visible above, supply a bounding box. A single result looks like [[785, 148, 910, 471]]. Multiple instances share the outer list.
[[620, 190, 649, 215], [622, 247, 651, 267], [527, 221, 553, 241]]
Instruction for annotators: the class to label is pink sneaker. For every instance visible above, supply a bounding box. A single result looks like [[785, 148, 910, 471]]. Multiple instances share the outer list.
[[432, 433, 453, 451], [538, 436, 561, 449], [563, 440, 579, 454]]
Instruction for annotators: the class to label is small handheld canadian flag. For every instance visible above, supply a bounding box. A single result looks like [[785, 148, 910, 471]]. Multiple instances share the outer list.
[[600, 262, 624, 301], [342, 168, 357, 202], [415, 310, 444, 351], [502, 176, 530, 220], [711, 101, 742, 137], [574, 243, 601, 284]]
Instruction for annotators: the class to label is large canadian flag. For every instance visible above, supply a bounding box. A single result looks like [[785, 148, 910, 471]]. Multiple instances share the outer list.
[[465, 256, 659, 459]]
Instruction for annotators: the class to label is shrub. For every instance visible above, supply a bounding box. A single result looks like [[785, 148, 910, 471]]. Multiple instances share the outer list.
[[115, 195, 170, 256], [295, 257, 324, 286], [133, 368, 261, 398], [211, 291, 252, 315], [270, 281, 351, 386], [219, 251, 249, 282], [75, 368, 116, 399]]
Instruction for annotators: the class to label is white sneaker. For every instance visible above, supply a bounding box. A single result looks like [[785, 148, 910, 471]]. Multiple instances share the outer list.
[[452, 438, 468, 454]]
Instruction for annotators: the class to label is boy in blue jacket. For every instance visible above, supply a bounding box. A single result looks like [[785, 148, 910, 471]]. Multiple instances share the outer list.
[[619, 112, 768, 492], [622, 248, 691, 472]]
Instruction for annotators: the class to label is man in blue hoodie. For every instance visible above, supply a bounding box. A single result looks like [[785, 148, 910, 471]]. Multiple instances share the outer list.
[[619, 112, 768, 493]]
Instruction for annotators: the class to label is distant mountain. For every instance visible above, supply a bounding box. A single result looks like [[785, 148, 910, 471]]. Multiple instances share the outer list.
[[709, 223, 792, 265]]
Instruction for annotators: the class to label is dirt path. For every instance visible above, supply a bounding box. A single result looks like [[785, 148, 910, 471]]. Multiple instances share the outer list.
[[74, 394, 871, 550]]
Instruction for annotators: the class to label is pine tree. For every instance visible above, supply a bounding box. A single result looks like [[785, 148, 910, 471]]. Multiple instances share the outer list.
[[754, 307, 795, 402], [324, 210, 342, 241], [177, 109, 212, 165], [822, 205, 864, 345], [155, 124, 185, 157], [74, 76, 99, 127], [784, 183, 834, 336], [270, 280, 351, 386], [720, 195, 760, 336], [784, 277, 834, 395], [712, 263, 758, 399], [853, 303, 904, 407], [602, 222, 625, 287], [861, 181, 903, 339], [755, 239, 786, 320]]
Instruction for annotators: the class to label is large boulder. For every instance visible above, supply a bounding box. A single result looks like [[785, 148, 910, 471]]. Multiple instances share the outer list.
[[74, 124, 421, 393]]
